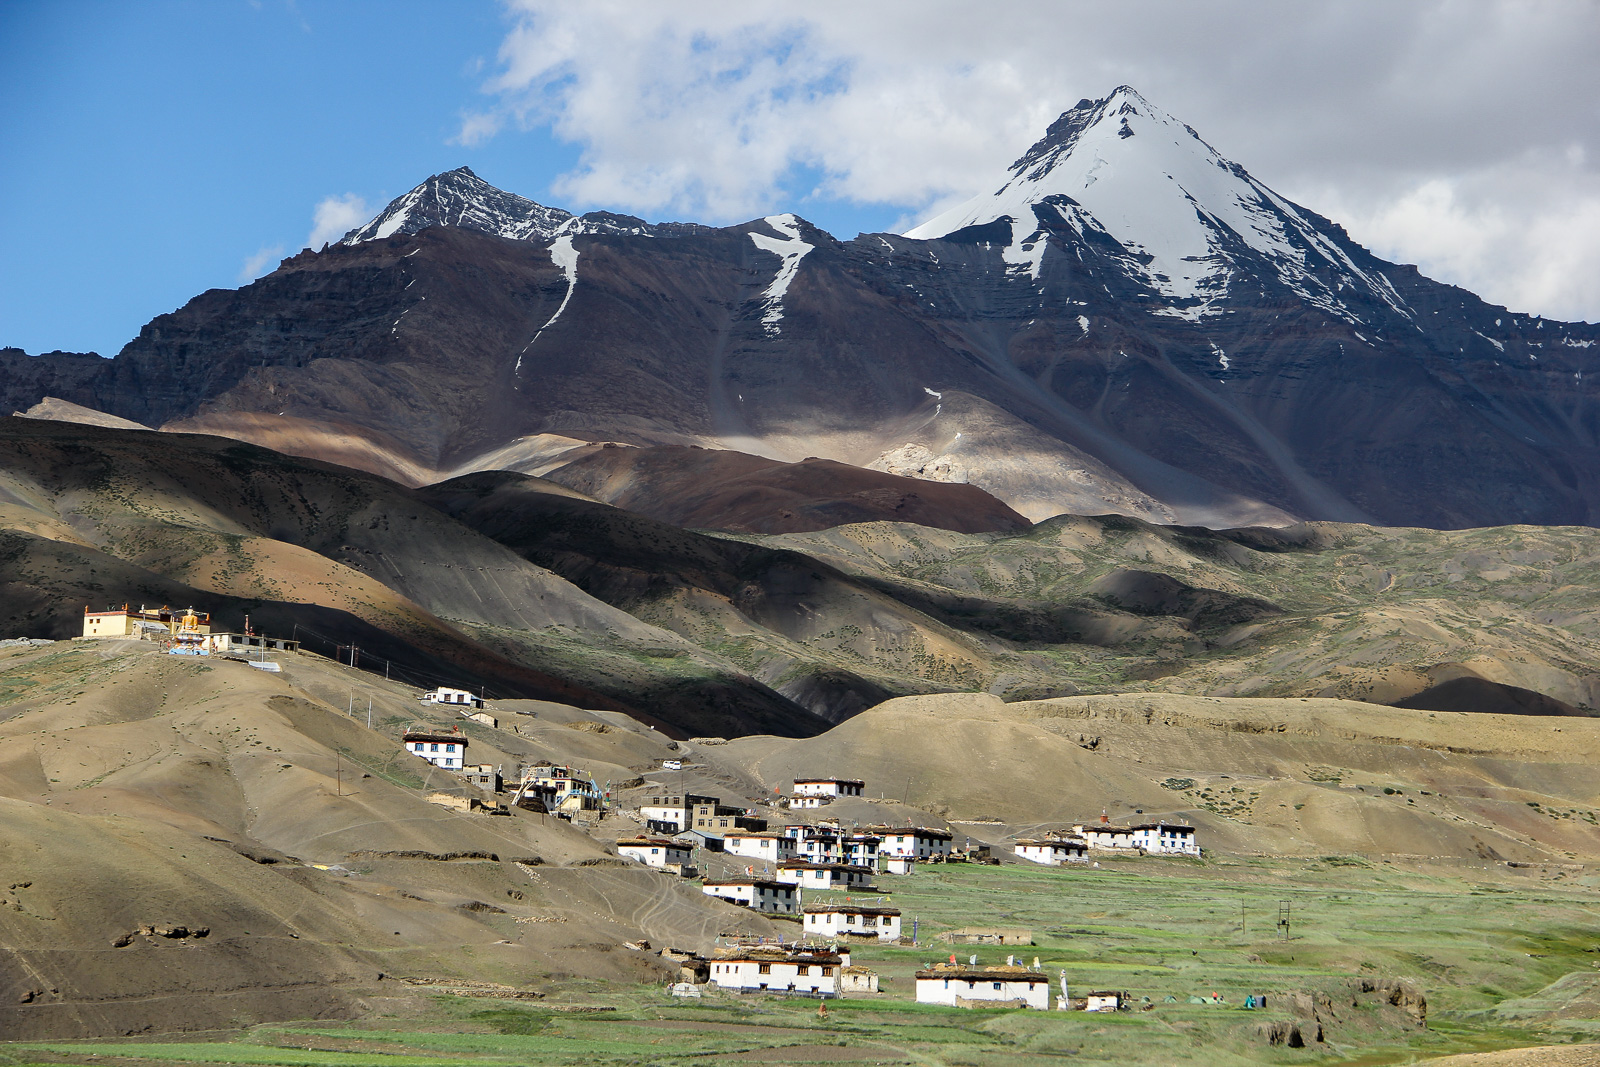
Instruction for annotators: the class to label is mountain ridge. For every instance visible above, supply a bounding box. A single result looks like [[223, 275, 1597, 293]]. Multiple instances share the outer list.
[[4, 86, 1599, 532]]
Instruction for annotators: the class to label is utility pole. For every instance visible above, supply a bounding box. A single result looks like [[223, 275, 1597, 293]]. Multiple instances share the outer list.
[[347, 691, 353, 717], [336, 752, 342, 796], [367, 697, 372, 729], [385, 659, 390, 681]]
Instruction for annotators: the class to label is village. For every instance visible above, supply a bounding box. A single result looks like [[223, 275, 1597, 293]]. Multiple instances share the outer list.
[[398, 703, 1202, 1012], [76, 602, 1205, 1012]]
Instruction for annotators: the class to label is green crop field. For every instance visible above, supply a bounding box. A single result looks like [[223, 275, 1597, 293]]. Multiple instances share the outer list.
[[9, 856, 1599, 1066]]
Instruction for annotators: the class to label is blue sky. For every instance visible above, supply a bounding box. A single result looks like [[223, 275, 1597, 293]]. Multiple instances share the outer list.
[[4, 1, 1598, 359], [0, 1, 903, 359]]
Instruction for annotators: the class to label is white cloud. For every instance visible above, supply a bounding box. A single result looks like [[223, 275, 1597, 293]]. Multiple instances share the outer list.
[[466, 0, 1600, 320], [307, 193, 372, 249], [238, 244, 285, 284]]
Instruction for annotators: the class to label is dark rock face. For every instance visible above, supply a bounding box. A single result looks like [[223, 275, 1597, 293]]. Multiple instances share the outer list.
[[1, 348, 108, 415], [9, 93, 1600, 531]]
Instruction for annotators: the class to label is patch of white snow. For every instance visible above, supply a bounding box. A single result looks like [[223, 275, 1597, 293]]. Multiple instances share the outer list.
[[748, 214, 814, 335]]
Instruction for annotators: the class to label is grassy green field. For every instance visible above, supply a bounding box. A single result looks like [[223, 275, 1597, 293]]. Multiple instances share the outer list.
[[9, 857, 1599, 1066]]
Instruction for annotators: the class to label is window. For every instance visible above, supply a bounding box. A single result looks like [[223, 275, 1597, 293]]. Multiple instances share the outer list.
[[430, 744, 439, 752], [993, 982, 1002, 990], [823, 967, 834, 976], [847, 914, 856, 925], [758, 963, 771, 974], [445, 744, 456, 752], [651, 848, 659, 854]]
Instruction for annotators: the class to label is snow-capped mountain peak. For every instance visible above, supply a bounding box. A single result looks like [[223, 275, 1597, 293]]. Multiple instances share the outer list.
[[905, 87, 1409, 323], [340, 167, 578, 245]]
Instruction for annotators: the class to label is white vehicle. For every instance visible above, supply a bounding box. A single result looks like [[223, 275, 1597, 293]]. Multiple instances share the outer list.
[[662, 759, 683, 771]]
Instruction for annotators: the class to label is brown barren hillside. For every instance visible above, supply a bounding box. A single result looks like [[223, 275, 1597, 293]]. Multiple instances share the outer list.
[[716, 691, 1600, 862], [0, 639, 778, 1038], [538, 443, 1032, 534]]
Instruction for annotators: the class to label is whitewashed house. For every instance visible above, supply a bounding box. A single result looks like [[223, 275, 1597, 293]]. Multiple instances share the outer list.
[[402, 727, 467, 769], [875, 826, 954, 860], [723, 832, 796, 865], [708, 949, 842, 995], [883, 855, 915, 875], [797, 832, 845, 864], [616, 837, 692, 869], [1014, 837, 1089, 866], [793, 778, 864, 798], [802, 904, 901, 942], [1086, 990, 1125, 1012], [844, 833, 880, 867], [789, 794, 832, 810], [1073, 816, 1138, 851], [422, 687, 483, 708], [915, 965, 1050, 1010], [1131, 822, 1200, 855], [701, 879, 798, 914], [777, 861, 876, 891]]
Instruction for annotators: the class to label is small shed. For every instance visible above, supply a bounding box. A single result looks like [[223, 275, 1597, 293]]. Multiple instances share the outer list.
[[840, 966, 879, 993]]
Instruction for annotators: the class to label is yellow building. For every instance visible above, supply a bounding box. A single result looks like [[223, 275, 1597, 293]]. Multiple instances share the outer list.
[[81, 605, 211, 640]]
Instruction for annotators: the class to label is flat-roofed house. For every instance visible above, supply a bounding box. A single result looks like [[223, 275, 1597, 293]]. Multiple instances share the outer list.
[[777, 861, 876, 892], [802, 904, 901, 942], [422, 687, 483, 708], [640, 793, 718, 833], [723, 832, 796, 865], [1014, 837, 1089, 866], [1130, 822, 1200, 855], [1086, 990, 1126, 1012], [402, 726, 467, 770], [1073, 815, 1138, 851], [874, 826, 954, 860], [915, 964, 1050, 1010], [844, 833, 880, 867], [708, 948, 841, 995], [701, 879, 798, 914], [616, 837, 692, 869], [793, 778, 864, 798]]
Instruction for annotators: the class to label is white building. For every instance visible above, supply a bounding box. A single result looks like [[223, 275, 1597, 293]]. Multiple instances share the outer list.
[[884, 855, 915, 875], [915, 966, 1050, 1010], [402, 727, 467, 769], [844, 834, 880, 867], [616, 837, 692, 869], [709, 949, 842, 995], [1073, 817, 1138, 851], [793, 778, 864, 798], [701, 879, 799, 914], [422, 687, 483, 708], [1014, 837, 1089, 866], [1086, 990, 1125, 1012], [1131, 822, 1200, 855], [777, 861, 876, 891], [724, 832, 796, 865], [802, 904, 901, 942], [797, 832, 845, 864], [875, 827, 954, 860], [789, 794, 832, 809]]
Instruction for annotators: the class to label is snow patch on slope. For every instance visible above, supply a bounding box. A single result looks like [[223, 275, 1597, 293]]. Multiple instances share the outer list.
[[749, 214, 813, 335], [516, 236, 580, 374]]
